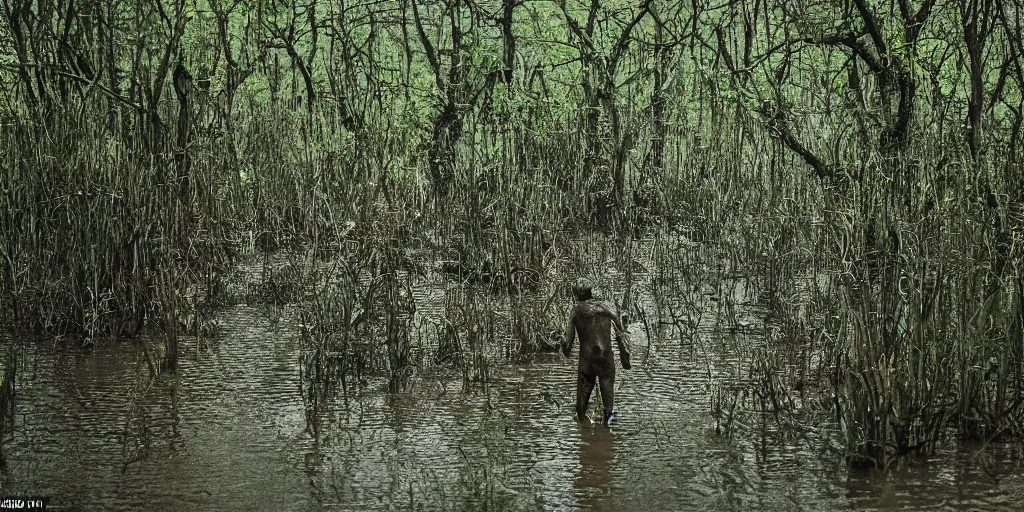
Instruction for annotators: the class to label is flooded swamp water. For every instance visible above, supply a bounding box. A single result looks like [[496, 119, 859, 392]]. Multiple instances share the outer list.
[[2, 238, 1024, 511]]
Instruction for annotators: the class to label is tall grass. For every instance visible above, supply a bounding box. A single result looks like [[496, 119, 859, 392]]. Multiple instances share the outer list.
[[636, 96, 1023, 468], [824, 152, 1024, 468], [1, 101, 244, 377]]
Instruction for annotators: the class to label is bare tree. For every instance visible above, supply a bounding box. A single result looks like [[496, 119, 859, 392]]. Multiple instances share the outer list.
[[960, 0, 997, 163], [558, 0, 651, 206], [261, 0, 320, 119], [408, 0, 498, 195]]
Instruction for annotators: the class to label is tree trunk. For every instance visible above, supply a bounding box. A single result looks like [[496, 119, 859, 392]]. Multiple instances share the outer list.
[[172, 60, 193, 203]]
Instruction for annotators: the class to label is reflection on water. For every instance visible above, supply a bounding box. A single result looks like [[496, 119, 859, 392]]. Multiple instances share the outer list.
[[1, 295, 1023, 510], [575, 424, 615, 511]]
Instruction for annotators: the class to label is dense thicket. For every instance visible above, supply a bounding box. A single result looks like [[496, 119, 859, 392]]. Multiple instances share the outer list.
[[1, 0, 1022, 468]]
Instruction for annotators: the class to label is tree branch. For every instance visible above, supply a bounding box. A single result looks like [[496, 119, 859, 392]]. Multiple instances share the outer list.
[[852, 0, 887, 56], [409, 0, 442, 87], [806, 31, 883, 74], [761, 101, 838, 181]]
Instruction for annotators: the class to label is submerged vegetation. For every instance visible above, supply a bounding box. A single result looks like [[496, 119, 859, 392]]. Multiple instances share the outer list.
[[1, 0, 1022, 472]]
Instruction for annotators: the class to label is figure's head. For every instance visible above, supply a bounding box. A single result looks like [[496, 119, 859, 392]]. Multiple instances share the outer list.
[[572, 278, 593, 301]]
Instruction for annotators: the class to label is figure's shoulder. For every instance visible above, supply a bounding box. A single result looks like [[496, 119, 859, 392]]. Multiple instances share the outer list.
[[576, 299, 617, 317], [570, 302, 587, 316]]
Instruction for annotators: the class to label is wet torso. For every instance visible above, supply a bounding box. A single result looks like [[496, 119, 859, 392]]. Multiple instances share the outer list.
[[572, 300, 617, 376]]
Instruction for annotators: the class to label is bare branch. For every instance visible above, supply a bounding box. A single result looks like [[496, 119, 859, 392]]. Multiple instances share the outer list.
[[805, 31, 883, 74], [409, 0, 442, 86], [852, 0, 887, 56]]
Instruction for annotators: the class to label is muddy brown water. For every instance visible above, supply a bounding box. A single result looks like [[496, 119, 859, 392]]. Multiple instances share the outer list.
[[2, 266, 1024, 510]]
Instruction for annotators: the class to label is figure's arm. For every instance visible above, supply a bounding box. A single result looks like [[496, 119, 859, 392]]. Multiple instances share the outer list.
[[593, 301, 626, 332], [615, 328, 631, 369], [602, 303, 631, 369], [610, 312, 625, 333], [562, 307, 577, 357]]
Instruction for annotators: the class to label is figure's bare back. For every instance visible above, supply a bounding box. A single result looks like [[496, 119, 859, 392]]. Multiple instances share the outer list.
[[572, 300, 619, 375], [562, 291, 632, 424]]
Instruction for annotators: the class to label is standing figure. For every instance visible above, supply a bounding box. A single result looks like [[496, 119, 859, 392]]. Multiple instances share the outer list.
[[562, 279, 631, 425]]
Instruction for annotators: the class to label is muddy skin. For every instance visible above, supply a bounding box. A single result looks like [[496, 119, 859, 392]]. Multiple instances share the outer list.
[[562, 280, 631, 425]]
